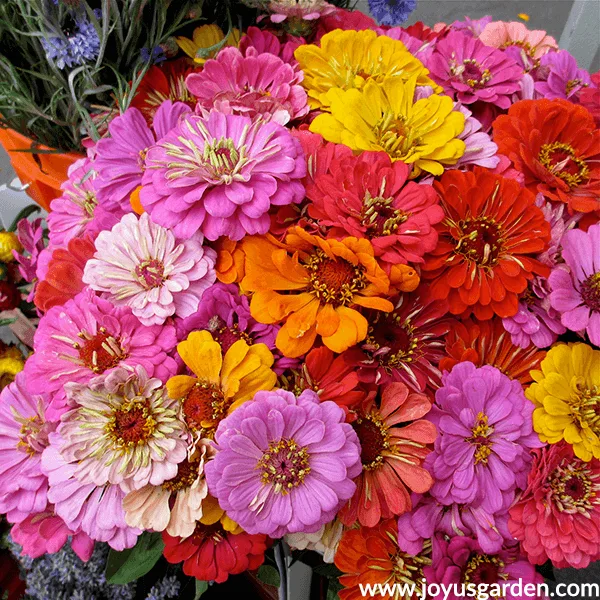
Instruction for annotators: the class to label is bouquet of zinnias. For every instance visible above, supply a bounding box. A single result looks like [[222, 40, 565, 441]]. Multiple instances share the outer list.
[[2, 1, 600, 598]]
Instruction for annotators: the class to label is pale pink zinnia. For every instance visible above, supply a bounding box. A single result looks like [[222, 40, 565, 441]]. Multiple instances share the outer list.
[[83, 212, 216, 326], [0, 372, 56, 523], [140, 110, 306, 241], [479, 21, 557, 60], [186, 47, 309, 125], [265, 0, 336, 23]]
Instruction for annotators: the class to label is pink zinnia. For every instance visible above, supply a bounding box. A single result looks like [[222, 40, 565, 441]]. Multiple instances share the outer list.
[[239, 26, 304, 65], [535, 49, 593, 100], [140, 110, 306, 241], [479, 21, 557, 60], [14, 217, 45, 285], [93, 101, 192, 212], [509, 442, 600, 568], [24, 288, 177, 419], [205, 388, 361, 538], [83, 213, 216, 326], [0, 372, 55, 523], [454, 103, 499, 168], [549, 222, 600, 346], [265, 0, 336, 23], [427, 30, 523, 108], [186, 47, 309, 125]]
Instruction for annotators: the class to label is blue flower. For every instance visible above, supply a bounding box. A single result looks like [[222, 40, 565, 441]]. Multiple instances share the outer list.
[[140, 46, 167, 65], [41, 11, 100, 70], [368, 0, 417, 25]]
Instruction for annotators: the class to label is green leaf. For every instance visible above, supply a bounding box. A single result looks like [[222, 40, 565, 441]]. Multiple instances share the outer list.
[[313, 564, 343, 579], [194, 580, 209, 599], [105, 532, 164, 585], [257, 564, 281, 588]]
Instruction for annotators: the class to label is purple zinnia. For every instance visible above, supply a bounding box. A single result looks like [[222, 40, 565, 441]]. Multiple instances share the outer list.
[[140, 110, 306, 241], [450, 15, 493, 38], [427, 30, 523, 108], [535, 49, 593, 100], [427, 362, 542, 513], [549, 222, 600, 346], [176, 282, 298, 374], [205, 388, 361, 538]]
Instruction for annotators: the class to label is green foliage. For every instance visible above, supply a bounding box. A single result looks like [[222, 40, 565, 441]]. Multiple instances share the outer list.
[[257, 564, 281, 587], [105, 532, 165, 585], [194, 580, 209, 599]]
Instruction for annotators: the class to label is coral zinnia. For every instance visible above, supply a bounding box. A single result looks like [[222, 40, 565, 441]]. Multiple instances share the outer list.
[[339, 382, 436, 527], [422, 168, 551, 319], [508, 441, 600, 568], [305, 147, 444, 266], [140, 110, 306, 241], [205, 388, 361, 537], [335, 519, 431, 600], [493, 98, 600, 213], [527, 343, 600, 462], [166, 330, 276, 439], [83, 213, 216, 326], [241, 228, 406, 357], [310, 76, 466, 177], [294, 29, 437, 110], [479, 21, 557, 62]]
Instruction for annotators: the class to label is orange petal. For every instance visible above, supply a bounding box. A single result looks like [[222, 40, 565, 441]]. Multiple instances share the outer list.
[[321, 306, 368, 353], [315, 302, 341, 337], [285, 297, 320, 339], [276, 322, 318, 358], [353, 295, 394, 311]]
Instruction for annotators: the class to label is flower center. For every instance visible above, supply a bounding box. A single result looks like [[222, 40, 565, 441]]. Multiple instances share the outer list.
[[569, 378, 600, 436], [389, 540, 432, 592], [353, 412, 389, 470], [468, 412, 494, 465], [135, 259, 165, 289], [258, 438, 311, 494], [182, 382, 228, 438], [581, 272, 600, 312], [191, 522, 226, 544], [361, 192, 409, 236], [207, 316, 253, 354], [15, 409, 54, 457], [107, 400, 157, 446], [451, 59, 492, 88], [463, 554, 506, 587], [306, 250, 366, 306], [162, 457, 201, 492], [138, 148, 148, 169], [538, 142, 589, 188], [501, 39, 535, 58], [550, 459, 599, 514], [374, 112, 417, 161], [365, 312, 418, 368], [454, 216, 504, 267], [74, 327, 126, 374], [566, 78, 587, 96]]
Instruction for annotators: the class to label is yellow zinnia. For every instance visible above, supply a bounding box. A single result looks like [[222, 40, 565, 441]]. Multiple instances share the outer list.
[[166, 331, 276, 438], [294, 29, 440, 110], [176, 24, 240, 65], [527, 343, 600, 461], [310, 76, 466, 177]]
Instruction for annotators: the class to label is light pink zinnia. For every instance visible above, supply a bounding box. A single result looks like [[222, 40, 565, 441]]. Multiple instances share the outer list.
[[265, 0, 336, 23], [0, 372, 56, 523], [479, 21, 557, 60], [140, 110, 306, 241], [549, 222, 600, 346], [82, 213, 216, 326], [186, 47, 308, 125]]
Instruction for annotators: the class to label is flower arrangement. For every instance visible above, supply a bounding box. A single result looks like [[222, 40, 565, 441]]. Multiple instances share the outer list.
[[1, 1, 599, 599]]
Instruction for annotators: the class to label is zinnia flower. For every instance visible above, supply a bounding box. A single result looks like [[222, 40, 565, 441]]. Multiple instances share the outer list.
[[428, 362, 543, 512], [535, 49, 593, 100], [493, 98, 600, 213], [580, 71, 600, 125], [335, 519, 431, 600], [549, 223, 600, 345], [14, 217, 45, 287], [175, 24, 241, 65], [0, 372, 56, 523], [479, 21, 557, 62], [241, 228, 409, 357], [427, 30, 523, 108], [339, 382, 436, 527], [94, 101, 192, 212], [166, 330, 277, 439], [527, 342, 600, 462], [123, 440, 214, 538], [205, 388, 361, 537], [239, 26, 303, 65], [285, 519, 344, 563], [509, 441, 600, 568], [263, 0, 336, 36], [305, 147, 444, 266], [0, 343, 25, 390], [310, 77, 466, 177], [215, 237, 246, 284], [440, 318, 545, 386], [25, 289, 177, 419], [422, 168, 551, 319], [83, 213, 216, 326], [140, 110, 306, 241], [186, 47, 309, 124], [294, 29, 437, 110]]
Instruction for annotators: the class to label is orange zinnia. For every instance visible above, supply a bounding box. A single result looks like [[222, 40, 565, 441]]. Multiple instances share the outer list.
[[440, 318, 545, 385], [242, 227, 418, 357], [422, 168, 551, 320], [335, 519, 431, 600], [214, 237, 246, 284], [493, 98, 600, 213]]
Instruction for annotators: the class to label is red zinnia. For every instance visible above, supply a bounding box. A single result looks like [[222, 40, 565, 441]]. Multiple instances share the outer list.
[[0, 279, 20, 311], [422, 168, 551, 319], [163, 523, 268, 584], [34, 237, 95, 312], [493, 98, 600, 213], [440, 318, 545, 386]]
